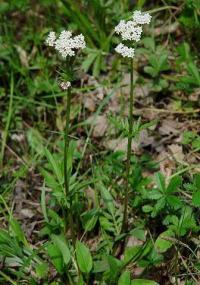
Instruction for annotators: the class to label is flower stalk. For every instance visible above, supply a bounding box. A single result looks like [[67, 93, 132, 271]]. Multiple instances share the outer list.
[[63, 87, 76, 246], [64, 87, 72, 199], [122, 58, 134, 231]]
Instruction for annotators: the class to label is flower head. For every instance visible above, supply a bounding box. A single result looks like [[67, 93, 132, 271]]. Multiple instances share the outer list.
[[114, 10, 151, 58], [115, 43, 135, 58], [73, 34, 86, 49], [46, 30, 86, 58], [115, 20, 143, 42], [133, 10, 152, 25], [45, 31, 56, 47], [60, 81, 71, 90]]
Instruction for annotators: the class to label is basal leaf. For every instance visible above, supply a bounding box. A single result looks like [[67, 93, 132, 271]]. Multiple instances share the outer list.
[[76, 241, 93, 273], [118, 271, 131, 285], [51, 234, 71, 266]]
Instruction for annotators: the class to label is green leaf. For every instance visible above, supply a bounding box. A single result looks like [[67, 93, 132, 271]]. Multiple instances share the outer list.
[[104, 255, 122, 282], [152, 197, 166, 217], [142, 205, 153, 213], [27, 128, 45, 155], [147, 190, 163, 200], [46, 243, 63, 273], [99, 216, 115, 233], [132, 280, 159, 285], [51, 234, 71, 265], [124, 246, 141, 264], [35, 262, 49, 278], [155, 230, 174, 253], [155, 172, 165, 193], [99, 183, 115, 216], [118, 271, 131, 285], [130, 228, 146, 241], [93, 258, 109, 273], [187, 62, 200, 85], [177, 42, 191, 62], [44, 148, 63, 186], [143, 37, 155, 52], [9, 218, 28, 246], [166, 195, 181, 209], [93, 53, 102, 77], [41, 182, 49, 223], [82, 51, 97, 72], [82, 209, 99, 231], [167, 176, 181, 193], [76, 240, 93, 273], [144, 66, 157, 77], [192, 190, 200, 207]]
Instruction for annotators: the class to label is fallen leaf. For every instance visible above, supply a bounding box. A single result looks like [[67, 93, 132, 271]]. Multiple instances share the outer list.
[[168, 144, 184, 162], [138, 129, 154, 147], [15, 45, 29, 68], [158, 119, 180, 136], [21, 208, 35, 219], [83, 96, 96, 112], [88, 115, 108, 137], [103, 138, 141, 154], [135, 85, 150, 98], [156, 151, 176, 179]]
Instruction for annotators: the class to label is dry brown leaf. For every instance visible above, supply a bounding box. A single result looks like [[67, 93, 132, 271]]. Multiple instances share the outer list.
[[15, 45, 29, 68], [158, 119, 180, 136], [103, 138, 140, 154], [88, 115, 108, 137], [20, 208, 35, 219], [153, 22, 179, 36], [83, 96, 96, 112], [138, 129, 154, 147], [156, 151, 176, 179], [135, 85, 150, 98], [168, 144, 184, 162]]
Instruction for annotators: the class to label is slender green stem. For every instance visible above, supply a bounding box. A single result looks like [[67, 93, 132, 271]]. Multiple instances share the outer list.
[[64, 87, 71, 197], [122, 58, 134, 232], [0, 74, 14, 170], [0, 271, 17, 285], [64, 87, 76, 246]]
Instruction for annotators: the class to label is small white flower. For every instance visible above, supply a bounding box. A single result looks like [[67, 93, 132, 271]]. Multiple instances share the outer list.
[[115, 20, 127, 34], [132, 10, 152, 25], [55, 32, 75, 57], [115, 43, 135, 58], [60, 81, 71, 90], [115, 20, 142, 41], [73, 34, 86, 49], [46, 30, 86, 58], [46, 31, 56, 47]]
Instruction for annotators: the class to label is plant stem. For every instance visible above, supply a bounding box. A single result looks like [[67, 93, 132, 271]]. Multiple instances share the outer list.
[[122, 58, 134, 232], [64, 87, 76, 246], [0, 74, 14, 170], [64, 87, 71, 197]]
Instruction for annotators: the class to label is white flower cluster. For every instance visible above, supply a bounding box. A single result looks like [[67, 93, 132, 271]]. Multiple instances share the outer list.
[[115, 20, 142, 42], [115, 10, 151, 58], [115, 43, 135, 58], [46, 31, 56, 47], [60, 81, 71, 90], [45, 30, 86, 58], [133, 10, 152, 25]]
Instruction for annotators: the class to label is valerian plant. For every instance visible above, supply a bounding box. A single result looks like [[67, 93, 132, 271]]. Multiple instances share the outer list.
[[114, 10, 152, 231], [45, 30, 86, 245]]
